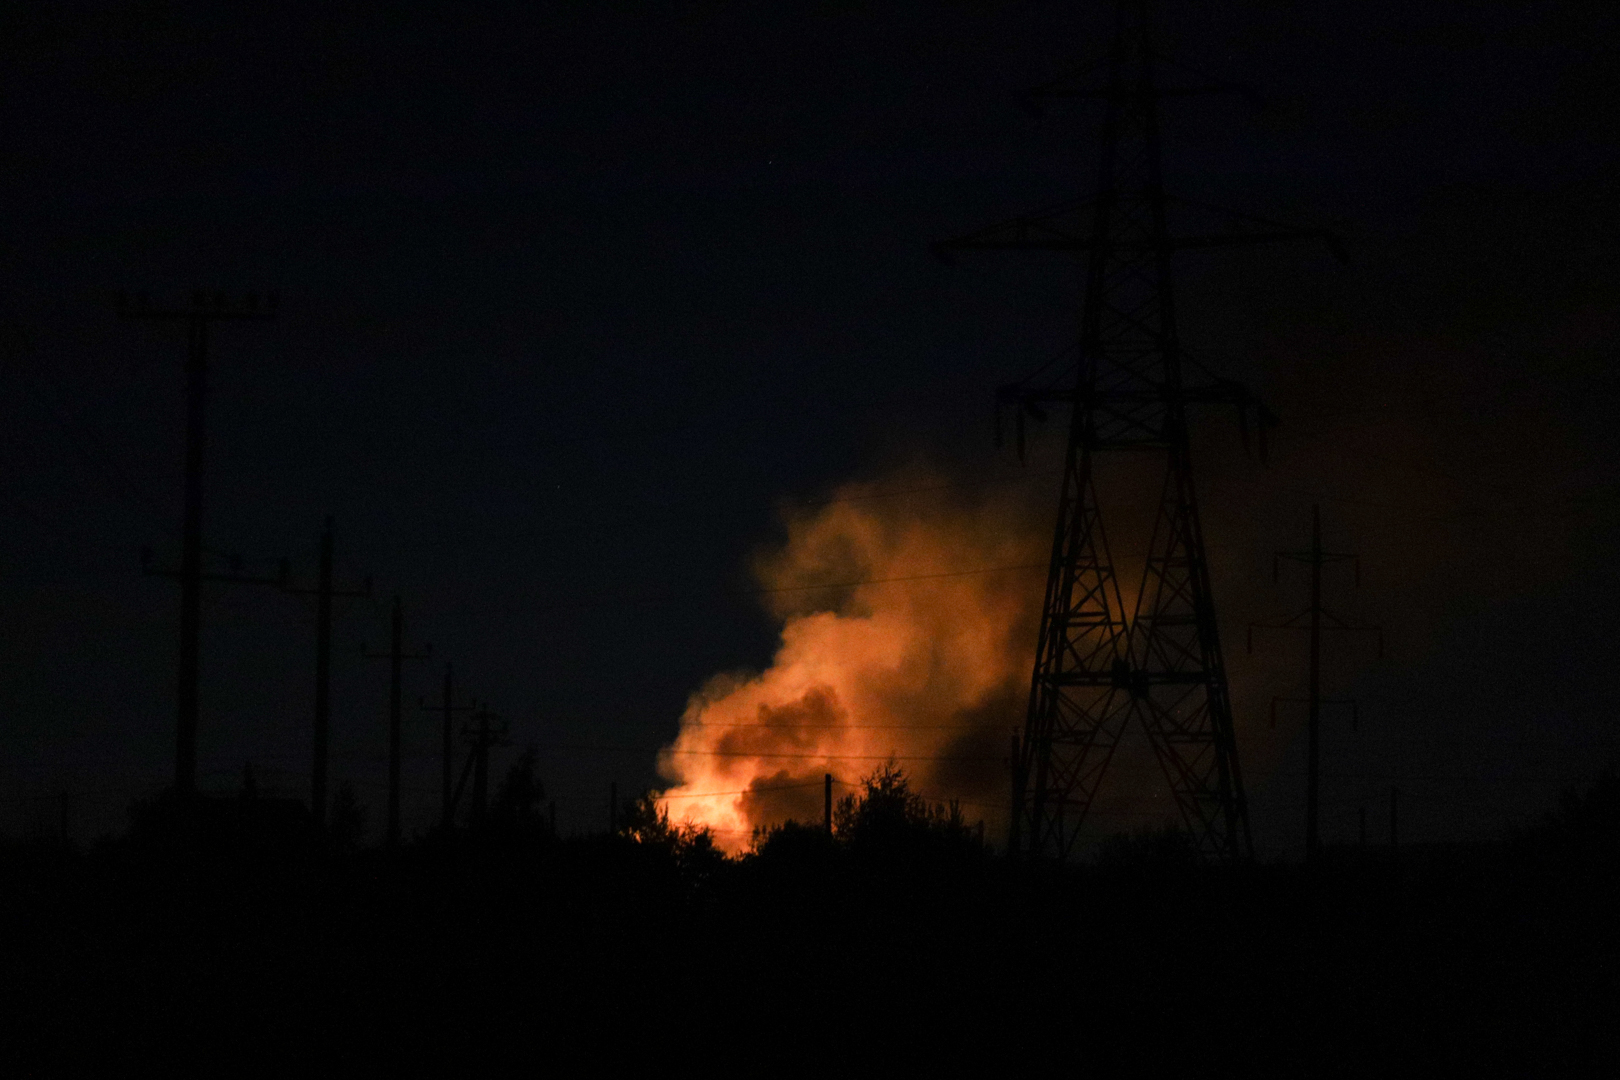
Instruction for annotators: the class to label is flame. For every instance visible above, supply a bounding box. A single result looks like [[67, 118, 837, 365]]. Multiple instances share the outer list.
[[656, 473, 1046, 853]]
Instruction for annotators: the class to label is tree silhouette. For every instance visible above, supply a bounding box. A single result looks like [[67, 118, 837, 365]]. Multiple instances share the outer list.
[[1094, 823, 1200, 871], [1526, 765, 1620, 875], [818, 761, 979, 858], [619, 792, 724, 881]]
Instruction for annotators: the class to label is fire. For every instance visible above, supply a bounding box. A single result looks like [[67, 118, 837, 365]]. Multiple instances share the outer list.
[[656, 473, 1046, 853]]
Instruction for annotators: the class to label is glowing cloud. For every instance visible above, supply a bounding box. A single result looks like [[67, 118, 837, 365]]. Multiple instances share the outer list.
[[656, 473, 1046, 853]]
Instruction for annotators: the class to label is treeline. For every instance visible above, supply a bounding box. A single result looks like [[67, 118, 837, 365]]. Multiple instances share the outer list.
[[1, 766, 1617, 1069]]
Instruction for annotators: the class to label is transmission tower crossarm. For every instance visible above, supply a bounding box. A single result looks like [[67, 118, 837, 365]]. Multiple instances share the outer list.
[[935, 172, 1344, 267], [932, 199, 1098, 259], [1018, 38, 1264, 109], [937, 212, 1340, 259], [1167, 195, 1349, 263]]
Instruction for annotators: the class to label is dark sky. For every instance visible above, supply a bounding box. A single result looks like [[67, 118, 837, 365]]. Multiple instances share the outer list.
[[2, 0, 1617, 852]]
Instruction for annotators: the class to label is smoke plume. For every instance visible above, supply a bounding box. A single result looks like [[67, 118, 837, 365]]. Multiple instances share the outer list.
[[656, 472, 1047, 853]]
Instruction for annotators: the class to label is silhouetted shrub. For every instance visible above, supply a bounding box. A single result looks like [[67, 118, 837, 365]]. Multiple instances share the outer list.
[[750, 817, 838, 864], [618, 792, 725, 884], [1525, 765, 1620, 874], [1094, 823, 1199, 872], [830, 761, 981, 860]]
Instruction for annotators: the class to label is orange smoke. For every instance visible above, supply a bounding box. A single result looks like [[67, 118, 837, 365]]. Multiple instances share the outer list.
[[656, 473, 1047, 853]]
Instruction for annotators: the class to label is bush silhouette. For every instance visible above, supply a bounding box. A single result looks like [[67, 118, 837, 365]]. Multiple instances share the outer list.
[[1094, 823, 1199, 871], [618, 791, 724, 883], [1525, 765, 1620, 875], [821, 762, 981, 860]]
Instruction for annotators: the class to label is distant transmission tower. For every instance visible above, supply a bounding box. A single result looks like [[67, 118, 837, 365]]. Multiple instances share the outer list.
[[1248, 505, 1381, 862], [938, 0, 1340, 860]]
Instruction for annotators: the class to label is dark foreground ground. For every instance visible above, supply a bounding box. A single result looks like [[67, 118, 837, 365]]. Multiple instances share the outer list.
[[2, 805, 1617, 1072]]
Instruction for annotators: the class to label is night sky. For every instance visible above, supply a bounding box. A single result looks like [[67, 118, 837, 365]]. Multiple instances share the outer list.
[[3, 0, 1617, 853]]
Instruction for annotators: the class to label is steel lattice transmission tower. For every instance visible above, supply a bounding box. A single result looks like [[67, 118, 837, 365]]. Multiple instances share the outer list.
[[939, 0, 1339, 860]]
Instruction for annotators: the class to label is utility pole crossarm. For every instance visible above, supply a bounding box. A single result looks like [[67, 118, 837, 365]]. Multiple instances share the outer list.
[[141, 549, 289, 587], [1248, 608, 1378, 645], [360, 641, 433, 659], [934, 195, 1344, 263], [118, 291, 279, 324], [119, 291, 281, 320], [282, 580, 373, 603], [1275, 548, 1357, 570]]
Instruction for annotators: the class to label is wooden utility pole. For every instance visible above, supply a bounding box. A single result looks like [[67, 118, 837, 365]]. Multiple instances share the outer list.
[[824, 773, 833, 834], [364, 597, 429, 847], [1308, 511, 1322, 855], [470, 705, 503, 827], [284, 517, 370, 826], [120, 291, 276, 796], [1008, 732, 1022, 853], [442, 700, 505, 830], [421, 664, 473, 829]]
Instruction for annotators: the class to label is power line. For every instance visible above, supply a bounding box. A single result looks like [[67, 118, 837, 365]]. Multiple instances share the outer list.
[[531, 559, 1049, 613], [676, 722, 998, 732], [751, 562, 1047, 596], [662, 750, 1001, 762], [658, 780, 831, 800]]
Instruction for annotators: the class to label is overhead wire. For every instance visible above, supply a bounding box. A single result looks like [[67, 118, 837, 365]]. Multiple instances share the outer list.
[[531, 557, 1049, 613]]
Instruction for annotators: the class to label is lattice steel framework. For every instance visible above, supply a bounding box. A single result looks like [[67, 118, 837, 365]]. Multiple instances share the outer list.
[[940, 0, 1337, 860]]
